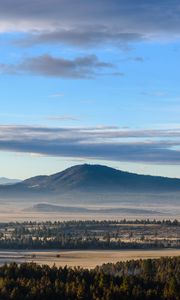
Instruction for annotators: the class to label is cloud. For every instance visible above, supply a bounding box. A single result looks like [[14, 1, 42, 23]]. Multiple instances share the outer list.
[[142, 91, 168, 97], [0, 1, 179, 47], [49, 93, 64, 98], [130, 56, 144, 62], [16, 28, 144, 48], [0, 54, 115, 78], [46, 115, 79, 121], [0, 125, 180, 164]]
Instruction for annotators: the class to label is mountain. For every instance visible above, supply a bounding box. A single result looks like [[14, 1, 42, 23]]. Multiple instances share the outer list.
[[18, 164, 180, 192], [0, 177, 21, 185], [1, 164, 180, 200], [26, 203, 163, 216]]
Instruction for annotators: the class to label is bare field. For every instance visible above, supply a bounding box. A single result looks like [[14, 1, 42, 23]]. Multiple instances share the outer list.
[[0, 249, 180, 269]]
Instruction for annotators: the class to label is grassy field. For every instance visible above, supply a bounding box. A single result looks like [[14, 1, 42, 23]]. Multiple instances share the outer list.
[[1, 249, 180, 269]]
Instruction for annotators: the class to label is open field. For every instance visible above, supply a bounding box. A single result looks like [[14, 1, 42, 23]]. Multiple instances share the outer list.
[[1, 249, 180, 269]]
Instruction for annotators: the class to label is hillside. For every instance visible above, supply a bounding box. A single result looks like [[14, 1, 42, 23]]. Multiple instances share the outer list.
[[18, 164, 180, 192], [0, 164, 180, 201]]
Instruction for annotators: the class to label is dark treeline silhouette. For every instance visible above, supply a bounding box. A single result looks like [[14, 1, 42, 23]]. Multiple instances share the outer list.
[[3, 219, 180, 226], [0, 257, 180, 299], [0, 237, 166, 250]]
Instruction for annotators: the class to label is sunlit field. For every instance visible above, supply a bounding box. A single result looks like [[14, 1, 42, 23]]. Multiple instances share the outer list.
[[0, 249, 180, 269]]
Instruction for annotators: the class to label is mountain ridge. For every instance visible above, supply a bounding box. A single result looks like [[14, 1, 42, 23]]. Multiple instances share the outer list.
[[1, 164, 180, 199], [11, 164, 180, 191]]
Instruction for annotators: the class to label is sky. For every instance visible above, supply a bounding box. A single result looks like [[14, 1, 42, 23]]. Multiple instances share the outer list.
[[0, 0, 180, 179]]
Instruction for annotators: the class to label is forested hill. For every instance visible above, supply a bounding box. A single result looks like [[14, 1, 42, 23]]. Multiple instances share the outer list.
[[0, 257, 180, 299], [1, 164, 180, 197], [19, 164, 180, 192]]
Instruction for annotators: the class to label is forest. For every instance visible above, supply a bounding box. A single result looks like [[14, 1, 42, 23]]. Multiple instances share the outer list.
[[0, 219, 180, 250], [0, 257, 179, 299]]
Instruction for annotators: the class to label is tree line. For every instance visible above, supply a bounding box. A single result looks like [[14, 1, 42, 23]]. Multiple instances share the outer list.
[[0, 257, 180, 299], [0, 219, 180, 250]]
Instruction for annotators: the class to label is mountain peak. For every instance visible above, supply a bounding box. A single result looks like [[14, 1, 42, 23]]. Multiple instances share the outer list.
[[51, 164, 122, 189], [57, 163, 119, 175]]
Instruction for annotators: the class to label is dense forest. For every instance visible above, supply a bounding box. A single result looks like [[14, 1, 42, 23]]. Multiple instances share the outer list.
[[0, 219, 180, 250], [0, 257, 179, 299]]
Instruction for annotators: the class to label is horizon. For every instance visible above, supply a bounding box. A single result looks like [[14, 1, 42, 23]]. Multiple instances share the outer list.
[[2, 163, 180, 181], [0, 1, 179, 179]]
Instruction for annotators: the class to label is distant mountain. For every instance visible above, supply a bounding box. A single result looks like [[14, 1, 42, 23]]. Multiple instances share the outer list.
[[18, 164, 180, 192], [1, 164, 180, 200], [26, 203, 163, 216], [0, 177, 21, 185]]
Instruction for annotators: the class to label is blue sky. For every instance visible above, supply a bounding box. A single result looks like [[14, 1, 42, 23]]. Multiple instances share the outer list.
[[0, 0, 180, 179]]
